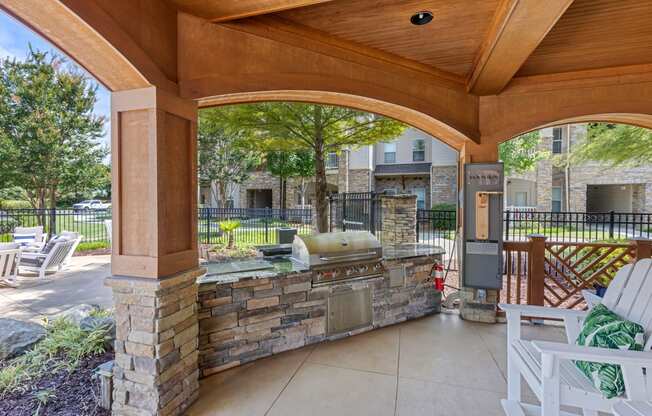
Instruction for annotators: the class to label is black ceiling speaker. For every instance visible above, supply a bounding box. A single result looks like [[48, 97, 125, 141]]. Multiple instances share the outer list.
[[410, 11, 433, 26]]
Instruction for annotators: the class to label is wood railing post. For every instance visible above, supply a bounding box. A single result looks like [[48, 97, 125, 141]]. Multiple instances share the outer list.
[[528, 234, 547, 306], [633, 238, 652, 260]]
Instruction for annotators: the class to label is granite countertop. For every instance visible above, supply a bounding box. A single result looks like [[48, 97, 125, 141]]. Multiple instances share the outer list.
[[197, 243, 444, 285], [197, 257, 308, 285], [381, 243, 446, 260]]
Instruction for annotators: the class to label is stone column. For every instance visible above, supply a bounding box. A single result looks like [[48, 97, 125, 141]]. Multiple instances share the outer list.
[[380, 194, 417, 244], [106, 86, 201, 416]]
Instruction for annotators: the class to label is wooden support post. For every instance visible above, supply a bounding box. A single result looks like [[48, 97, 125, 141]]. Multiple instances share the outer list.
[[528, 234, 547, 306], [634, 238, 652, 260]]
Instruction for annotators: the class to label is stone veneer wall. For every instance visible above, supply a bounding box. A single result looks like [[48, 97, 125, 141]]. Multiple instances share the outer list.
[[107, 268, 204, 416], [431, 165, 457, 205], [197, 255, 441, 376], [380, 194, 417, 244]]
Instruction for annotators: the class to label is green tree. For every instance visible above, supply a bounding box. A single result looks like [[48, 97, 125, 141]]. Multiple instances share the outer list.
[[0, 48, 107, 211], [266, 150, 314, 209], [499, 131, 547, 175], [198, 107, 262, 207], [571, 123, 652, 166], [231, 103, 406, 232]]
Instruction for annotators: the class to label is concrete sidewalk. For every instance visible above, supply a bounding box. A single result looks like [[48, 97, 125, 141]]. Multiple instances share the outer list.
[[0, 255, 112, 323]]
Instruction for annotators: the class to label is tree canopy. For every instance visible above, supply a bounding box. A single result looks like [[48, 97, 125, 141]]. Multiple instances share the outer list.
[[571, 123, 652, 167], [199, 107, 262, 207], [229, 102, 406, 232], [0, 48, 107, 209], [499, 131, 547, 175]]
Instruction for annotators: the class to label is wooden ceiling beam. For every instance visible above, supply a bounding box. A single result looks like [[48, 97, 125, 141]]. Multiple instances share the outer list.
[[168, 0, 334, 22], [467, 0, 574, 96]]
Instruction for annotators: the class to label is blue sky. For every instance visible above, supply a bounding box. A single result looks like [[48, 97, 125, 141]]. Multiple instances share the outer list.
[[0, 10, 111, 144]]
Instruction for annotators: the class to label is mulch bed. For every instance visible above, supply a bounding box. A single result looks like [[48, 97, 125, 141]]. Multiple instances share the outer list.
[[0, 351, 114, 416]]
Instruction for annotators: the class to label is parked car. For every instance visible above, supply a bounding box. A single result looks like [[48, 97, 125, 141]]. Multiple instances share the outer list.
[[72, 200, 111, 211]]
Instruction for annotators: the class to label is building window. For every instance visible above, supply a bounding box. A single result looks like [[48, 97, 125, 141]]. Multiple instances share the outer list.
[[325, 152, 338, 169], [412, 139, 425, 161], [552, 186, 562, 212], [411, 188, 426, 210], [515, 192, 527, 207], [552, 127, 562, 154], [384, 143, 396, 163], [383, 188, 397, 195]]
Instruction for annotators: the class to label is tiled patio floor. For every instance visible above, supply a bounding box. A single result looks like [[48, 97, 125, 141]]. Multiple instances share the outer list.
[[188, 312, 567, 416]]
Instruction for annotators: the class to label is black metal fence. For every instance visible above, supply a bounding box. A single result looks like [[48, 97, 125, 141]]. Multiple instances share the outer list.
[[504, 210, 652, 241], [198, 207, 313, 245], [0, 208, 111, 243], [328, 192, 383, 239]]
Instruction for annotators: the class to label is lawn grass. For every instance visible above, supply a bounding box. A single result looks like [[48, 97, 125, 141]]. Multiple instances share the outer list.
[[75, 241, 109, 252]]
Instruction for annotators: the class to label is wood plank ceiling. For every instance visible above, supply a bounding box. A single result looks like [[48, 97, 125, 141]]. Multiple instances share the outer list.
[[168, 0, 652, 95]]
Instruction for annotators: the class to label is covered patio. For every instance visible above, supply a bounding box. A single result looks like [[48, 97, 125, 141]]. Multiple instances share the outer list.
[[2, 0, 652, 415], [188, 313, 565, 416]]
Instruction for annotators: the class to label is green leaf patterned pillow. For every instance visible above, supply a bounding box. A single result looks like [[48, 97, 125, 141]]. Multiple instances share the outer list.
[[574, 304, 646, 399]]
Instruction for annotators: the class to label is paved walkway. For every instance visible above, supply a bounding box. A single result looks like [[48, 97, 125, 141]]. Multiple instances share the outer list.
[[0, 255, 112, 323], [187, 312, 567, 416]]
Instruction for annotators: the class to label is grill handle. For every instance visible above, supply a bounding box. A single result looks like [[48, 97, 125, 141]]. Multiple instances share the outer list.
[[319, 252, 377, 262]]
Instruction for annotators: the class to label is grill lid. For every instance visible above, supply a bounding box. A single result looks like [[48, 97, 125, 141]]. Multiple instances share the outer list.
[[292, 231, 381, 265]]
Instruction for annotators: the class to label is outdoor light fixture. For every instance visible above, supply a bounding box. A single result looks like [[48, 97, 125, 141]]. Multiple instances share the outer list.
[[410, 11, 433, 26]]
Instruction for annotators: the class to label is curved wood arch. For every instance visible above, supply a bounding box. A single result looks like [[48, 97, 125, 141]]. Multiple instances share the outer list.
[[199, 90, 468, 151]]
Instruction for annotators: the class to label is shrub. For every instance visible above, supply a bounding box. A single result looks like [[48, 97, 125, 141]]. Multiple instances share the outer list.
[[75, 241, 109, 252], [0, 315, 112, 397], [429, 203, 456, 230]]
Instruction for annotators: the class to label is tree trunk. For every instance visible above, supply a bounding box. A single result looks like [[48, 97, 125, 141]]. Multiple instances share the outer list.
[[217, 181, 227, 208], [300, 177, 306, 206], [48, 187, 57, 236], [227, 232, 235, 249], [313, 106, 328, 233]]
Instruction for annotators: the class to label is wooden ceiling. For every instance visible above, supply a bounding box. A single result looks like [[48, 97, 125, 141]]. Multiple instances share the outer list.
[[167, 0, 652, 95]]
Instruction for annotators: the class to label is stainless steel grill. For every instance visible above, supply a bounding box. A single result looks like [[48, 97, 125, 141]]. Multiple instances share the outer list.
[[291, 231, 383, 286]]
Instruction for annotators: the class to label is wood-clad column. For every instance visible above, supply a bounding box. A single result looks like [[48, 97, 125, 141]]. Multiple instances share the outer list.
[[110, 86, 198, 278], [106, 87, 201, 416]]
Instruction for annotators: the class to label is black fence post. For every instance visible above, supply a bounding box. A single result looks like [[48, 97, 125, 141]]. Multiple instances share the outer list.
[[342, 195, 347, 232], [328, 195, 333, 233], [505, 210, 510, 241], [609, 210, 615, 239], [416, 209, 420, 242], [265, 207, 270, 243], [49, 207, 57, 237], [370, 193, 376, 235]]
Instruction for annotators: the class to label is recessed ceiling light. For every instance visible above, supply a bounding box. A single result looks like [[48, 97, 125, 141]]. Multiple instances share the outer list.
[[410, 11, 433, 26]]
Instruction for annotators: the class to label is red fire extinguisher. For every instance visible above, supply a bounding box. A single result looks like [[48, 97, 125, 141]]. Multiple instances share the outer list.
[[432, 263, 445, 292]]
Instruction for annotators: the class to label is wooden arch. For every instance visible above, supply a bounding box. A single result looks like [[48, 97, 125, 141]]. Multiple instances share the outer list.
[[199, 90, 467, 151]]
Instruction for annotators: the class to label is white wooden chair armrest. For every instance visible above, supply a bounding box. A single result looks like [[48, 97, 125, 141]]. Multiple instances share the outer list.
[[499, 303, 588, 320], [533, 341, 652, 367], [20, 252, 47, 259], [581, 289, 602, 308]]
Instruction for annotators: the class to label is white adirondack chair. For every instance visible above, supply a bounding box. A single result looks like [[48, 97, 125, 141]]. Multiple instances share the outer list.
[[12, 226, 48, 249], [500, 258, 652, 416], [0, 244, 21, 288], [104, 220, 112, 247], [19, 238, 78, 279]]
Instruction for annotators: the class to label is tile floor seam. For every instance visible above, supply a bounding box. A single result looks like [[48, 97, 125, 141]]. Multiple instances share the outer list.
[[396, 374, 507, 395], [301, 360, 397, 377], [394, 326, 401, 416], [477, 330, 508, 383], [264, 345, 316, 416]]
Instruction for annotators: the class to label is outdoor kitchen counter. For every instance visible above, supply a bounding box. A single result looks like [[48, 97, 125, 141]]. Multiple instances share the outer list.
[[196, 244, 444, 377], [197, 243, 445, 286]]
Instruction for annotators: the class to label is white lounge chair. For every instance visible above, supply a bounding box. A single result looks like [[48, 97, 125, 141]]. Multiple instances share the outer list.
[[12, 226, 48, 250], [0, 243, 21, 288], [19, 237, 78, 279], [500, 258, 652, 416]]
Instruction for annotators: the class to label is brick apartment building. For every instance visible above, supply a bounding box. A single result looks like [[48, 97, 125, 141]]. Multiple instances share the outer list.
[[199, 127, 459, 210], [506, 124, 652, 213]]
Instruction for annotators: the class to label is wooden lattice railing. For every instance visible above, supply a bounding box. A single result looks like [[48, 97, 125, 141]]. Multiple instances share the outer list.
[[500, 236, 652, 309]]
